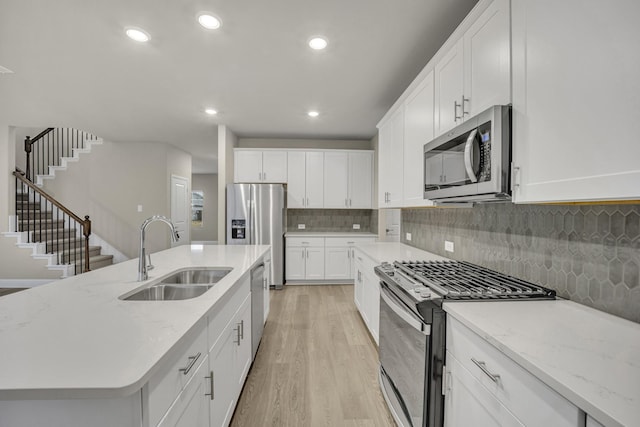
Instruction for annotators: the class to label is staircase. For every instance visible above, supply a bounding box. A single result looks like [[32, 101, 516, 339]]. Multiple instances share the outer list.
[[3, 128, 115, 278]]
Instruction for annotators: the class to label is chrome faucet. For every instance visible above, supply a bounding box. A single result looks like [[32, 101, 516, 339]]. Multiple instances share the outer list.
[[138, 215, 180, 281]]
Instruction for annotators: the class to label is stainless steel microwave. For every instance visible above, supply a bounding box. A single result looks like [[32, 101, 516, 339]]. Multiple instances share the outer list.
[[424, 105, 511, 204]]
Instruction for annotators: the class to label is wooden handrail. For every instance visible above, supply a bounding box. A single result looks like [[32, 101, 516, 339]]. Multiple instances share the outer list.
[[26, 127, 54, 147], [14, 168, 92, 272]]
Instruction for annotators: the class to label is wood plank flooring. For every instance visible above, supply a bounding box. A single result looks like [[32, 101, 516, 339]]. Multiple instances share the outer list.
[[0, 288, 26, 297], [231, 285, 395, 427]]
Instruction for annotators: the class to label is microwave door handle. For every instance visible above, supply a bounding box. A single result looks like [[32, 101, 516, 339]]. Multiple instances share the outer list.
[[464, 129, 479, 183]]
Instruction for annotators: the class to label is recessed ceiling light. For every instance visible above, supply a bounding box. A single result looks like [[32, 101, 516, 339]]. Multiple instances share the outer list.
[[205, 108, 218, 116], [125, 28, 150, 42], [308, 111, 320, 118], [198, 14, 222, 30], [308, 37, 328, 50]]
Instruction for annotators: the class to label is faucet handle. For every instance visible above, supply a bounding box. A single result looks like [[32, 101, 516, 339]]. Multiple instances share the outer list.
[[146, 254, 154, 271]]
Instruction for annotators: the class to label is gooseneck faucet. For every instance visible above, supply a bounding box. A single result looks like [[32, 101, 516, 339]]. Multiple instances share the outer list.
[[138, 215, 180, 281]]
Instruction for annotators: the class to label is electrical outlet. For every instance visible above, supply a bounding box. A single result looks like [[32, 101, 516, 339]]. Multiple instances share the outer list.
[[298, 224, 306, 230], [406, 232, 412, 241], [353, 224, 360, 230], [445, 240, 454, 253], [137, 204, 143, 212]]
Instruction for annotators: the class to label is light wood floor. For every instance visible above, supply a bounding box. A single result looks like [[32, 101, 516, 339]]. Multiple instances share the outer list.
[[231, 285, 395, 427]]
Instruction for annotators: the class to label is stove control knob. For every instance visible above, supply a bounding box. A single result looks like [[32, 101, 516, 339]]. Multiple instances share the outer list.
[[414, 288, 431, 299]]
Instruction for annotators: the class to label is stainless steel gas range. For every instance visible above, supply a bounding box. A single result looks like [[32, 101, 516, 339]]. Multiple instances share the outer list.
[[375, 260, 556, 427]]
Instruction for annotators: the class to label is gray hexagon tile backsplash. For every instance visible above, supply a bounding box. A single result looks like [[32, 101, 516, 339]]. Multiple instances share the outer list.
[[401, 203, 640, 323]]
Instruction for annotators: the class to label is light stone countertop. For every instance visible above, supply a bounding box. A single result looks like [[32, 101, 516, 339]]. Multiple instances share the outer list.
[[285, 231, 378, 238], [354, 241, 449, 263], [0, 244, 270, 400], [444, 300, 640, 427]]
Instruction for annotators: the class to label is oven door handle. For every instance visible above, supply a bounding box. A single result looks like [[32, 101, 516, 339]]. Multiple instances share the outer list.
[[464, 128, 479, 183], [380, 283, 431, 335]]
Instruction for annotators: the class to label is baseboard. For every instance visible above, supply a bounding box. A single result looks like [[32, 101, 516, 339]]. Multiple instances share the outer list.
[[0, 279, 56, 288]]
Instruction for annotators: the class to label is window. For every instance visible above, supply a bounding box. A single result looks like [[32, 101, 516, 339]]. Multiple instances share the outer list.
[[191, 190, 204, 227]]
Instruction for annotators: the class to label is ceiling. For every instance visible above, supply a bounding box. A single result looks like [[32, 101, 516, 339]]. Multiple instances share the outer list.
[[0, 0, 477, 173]]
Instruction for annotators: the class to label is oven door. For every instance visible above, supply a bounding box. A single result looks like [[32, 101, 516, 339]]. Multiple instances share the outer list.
[[379, 281, 430, 427]]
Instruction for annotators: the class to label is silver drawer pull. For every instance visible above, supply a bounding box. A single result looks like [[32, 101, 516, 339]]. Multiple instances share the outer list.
[[205, 371, 214, 400], [471, 358, 500, 383], [179, 352, 201, 375]]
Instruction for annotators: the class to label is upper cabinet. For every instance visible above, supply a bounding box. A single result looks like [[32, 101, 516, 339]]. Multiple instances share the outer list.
[[234, 150, 287, 183], [378, 107, 405, 208], [511, 0, 640, 203], [324, 151, 373, 209], [287, 151, 324, 208], [404, 71, 436, 207], [435, 0, 510, 136]]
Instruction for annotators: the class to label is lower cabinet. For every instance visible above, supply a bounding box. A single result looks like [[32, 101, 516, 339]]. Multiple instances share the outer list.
[[353, 248, 380, 344], [286, 236, 376, 283], [445, 317, 582, 427]]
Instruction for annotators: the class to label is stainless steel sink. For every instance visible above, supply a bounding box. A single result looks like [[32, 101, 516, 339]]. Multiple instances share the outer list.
[[121, 268, 233, 301], [160, 268, 233, 285], [124, 284, 212, 301]]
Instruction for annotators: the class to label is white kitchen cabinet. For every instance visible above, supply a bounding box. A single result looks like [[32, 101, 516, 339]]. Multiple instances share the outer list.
[[444, 354, 524, 427], [435, 38, 464, 135], [511, 0, 640, 203], [157, 355, 210, 427], [353, 248, 380, 344], [435, 0, 510, 136], [378, 107, 405, 208], [263, 255, 271, 322], [324, 151, 373, 209], [285, 237, 325, 282], [287, 151, 324, 208], [446, 317, 582, 427], [324, 237, 377, 281], [403, 70, 436, 207], [234, 150, 287, 183]]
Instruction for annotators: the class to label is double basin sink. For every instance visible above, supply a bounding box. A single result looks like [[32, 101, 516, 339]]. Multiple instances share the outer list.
[[122, 268, 232, 301]]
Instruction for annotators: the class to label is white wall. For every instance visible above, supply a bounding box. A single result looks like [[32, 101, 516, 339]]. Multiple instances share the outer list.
[[191, 174, 218, 242], [43, 140, 191, 258], [217, 125, 237, 244]]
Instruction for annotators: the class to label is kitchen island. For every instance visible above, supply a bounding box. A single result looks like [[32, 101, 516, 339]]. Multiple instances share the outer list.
[[0, 244, 270, 427]]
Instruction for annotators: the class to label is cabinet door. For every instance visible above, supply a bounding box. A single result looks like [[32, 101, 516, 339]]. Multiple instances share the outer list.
[[304, 247, 325, 280], [261, 151, 287, 183], [363, 270, 380, 344], [209, 325, 236, 427], [435, 38, 464, 136], [388, 108, 405, 206], [463, 0, 511, 117], [285, 247, 306, 281], [287, 151, 306, 208], [348, 152, 373, 208], [158, 356, 210, 427], [444, 356, 524, 427], [354, 266, 364, 311], [323, 151, 349, 208], [403, 71, 436, 207], [235, 295, 252, 391], [511, 0, 640, 203], [305, 152, 324, 208], [234, 151, 263, 183], [378, 119, 394, 206], [324, 246, 351, 280]]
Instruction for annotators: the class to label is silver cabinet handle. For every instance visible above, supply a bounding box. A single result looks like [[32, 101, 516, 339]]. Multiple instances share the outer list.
[[347, 249, 351, 259], [462, 95, 470, 117], [345, 198, 348, 207], [239, 319, 244, 340], [234, 324, 241, 345], [511, 164, 521, 191], [349, 198, 352, 207], [471, 358, 500, 383], [454, 100, 462, 122], [263, 172, 267, 181], [179, 352, 201, 375], [205, 371, 214, 400], [306, 197, 310, 206]]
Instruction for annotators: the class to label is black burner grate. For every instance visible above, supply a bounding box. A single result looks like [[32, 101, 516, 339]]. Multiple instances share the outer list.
[[395, 260, 556, 300]]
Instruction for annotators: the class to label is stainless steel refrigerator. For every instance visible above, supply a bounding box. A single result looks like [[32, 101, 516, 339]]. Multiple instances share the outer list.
[[226, 183, 285, 289]]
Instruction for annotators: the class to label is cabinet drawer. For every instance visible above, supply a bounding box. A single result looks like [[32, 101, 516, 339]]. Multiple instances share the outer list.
[[147, 319, 208, 427], [447, 317, 581, 427], [286, 237, 324, 247], [208, 275, 250, 352], [353, 249, 378, 276], [324, 237, 376, 247]]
